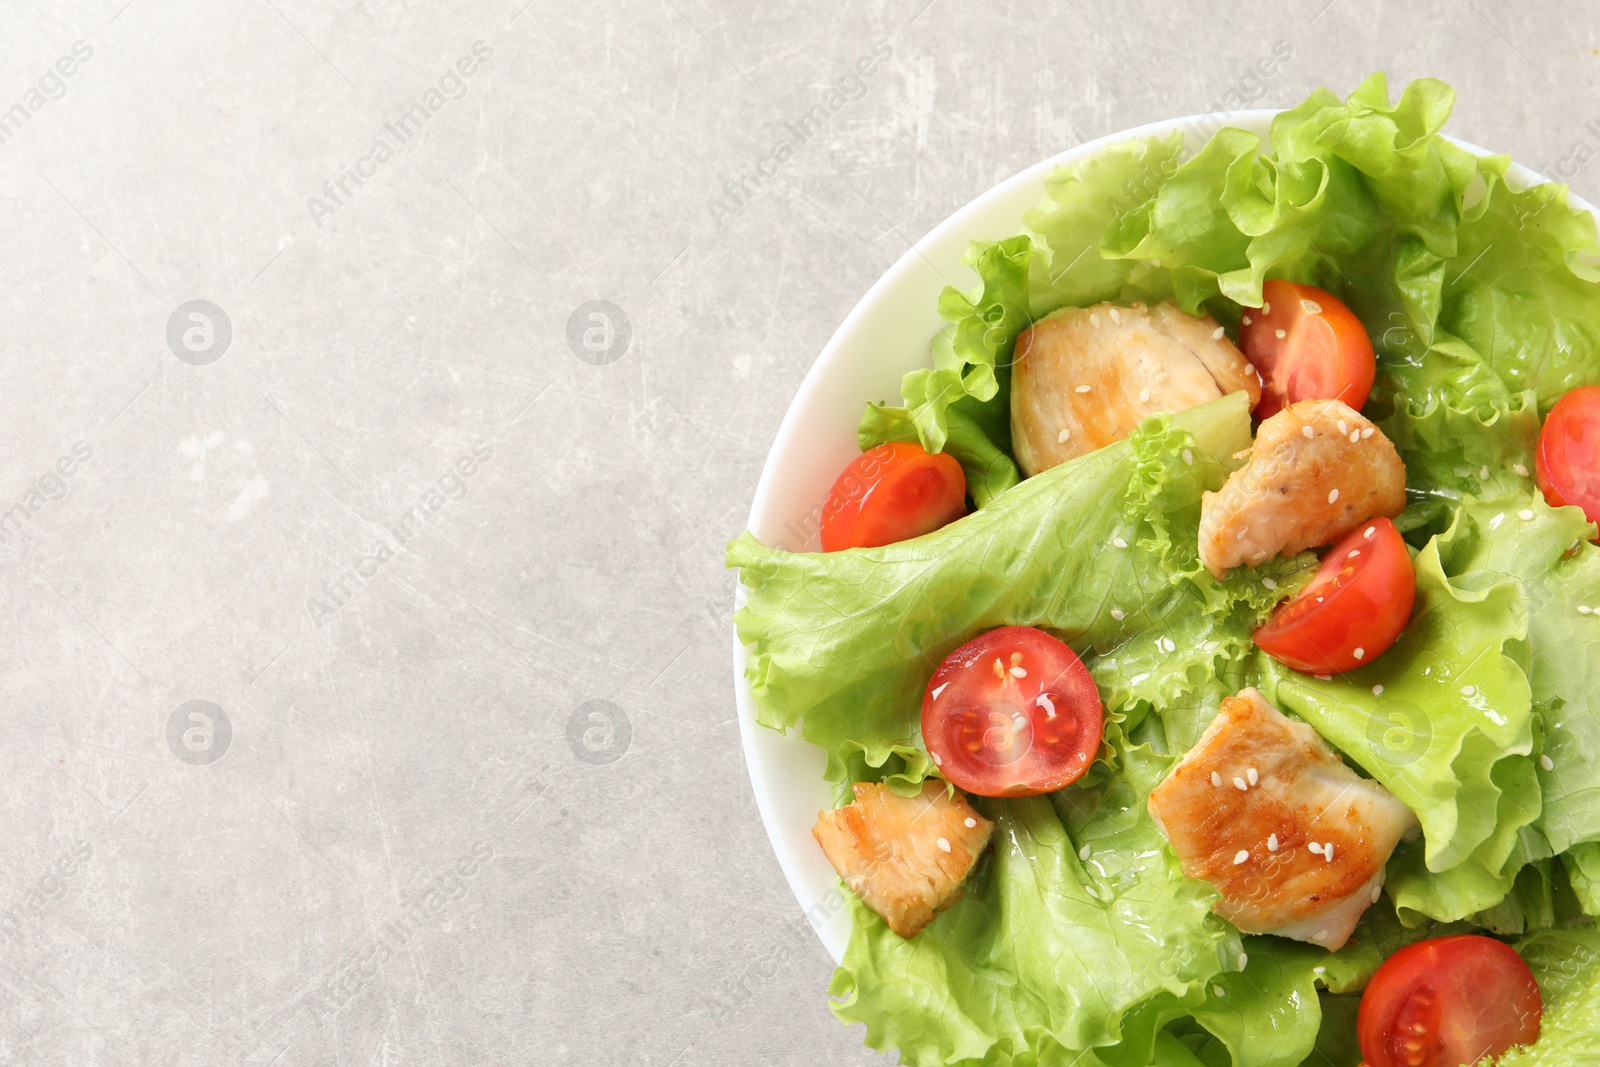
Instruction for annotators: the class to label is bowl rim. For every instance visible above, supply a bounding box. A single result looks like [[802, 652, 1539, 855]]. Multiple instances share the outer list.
[[730, 107, 1596, 965]]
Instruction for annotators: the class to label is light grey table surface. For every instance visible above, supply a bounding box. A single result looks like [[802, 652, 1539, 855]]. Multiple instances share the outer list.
[[0, 1, 1595, 1064]]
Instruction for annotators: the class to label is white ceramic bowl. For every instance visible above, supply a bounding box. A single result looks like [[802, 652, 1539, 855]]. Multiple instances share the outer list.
[[731, 109, 1592, 964]]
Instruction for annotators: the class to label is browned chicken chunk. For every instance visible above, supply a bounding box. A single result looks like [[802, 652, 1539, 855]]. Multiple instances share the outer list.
[[1009, 300, 1262, 476], [812, 780, 993, 938], [1147, 688, 1418, 950], [1198, 398, 1406, 578]]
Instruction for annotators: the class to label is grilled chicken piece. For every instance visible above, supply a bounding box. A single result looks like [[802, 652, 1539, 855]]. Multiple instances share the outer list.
[[1009, 300, 1262, 476], [1198, 398, 1406, 578], [812, 780, 994, 938], [1147, 688, 1418, 951]]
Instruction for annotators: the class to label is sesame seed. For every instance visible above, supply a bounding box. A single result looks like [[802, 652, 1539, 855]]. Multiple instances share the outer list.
[[1275, 329, 1287, 340], [1582, 606, 1594, 615], [1519, 509, 1535, 521], [1324, 843, 1335, 862], [932, 753, 942, 765], [1233, 776, 1248, 791], [1253, 550, 1267, 561], [1247, 767, 1259, 786], [1315, 673, 1332, 681], [1130, 672, 1150, 684], [1113, 537, 1128, 549], [1302, 425, 1315, 439], [1263, 577, 1277, 590], [1212, 326, 1225, 340], [1238, 525, 1250, 538], [1242, 315, 1252, 326], [1234, 850, 1250, 865], [1301, 299, 1322, 314], [1152, 259, 1161, 267], [1213, 985, 1227, 998], [1350, 431, 1361, 443], [1267, 834, 1279, 851], [1480, 466, 1490, 480], [1364, 526, 1376, 539], [1161, 637, 1176, 653], [1109, 307, 1121, 324], [1309, 842, 1324, 856], [1238, 953, 1249, 971], [1337, 419, 1348, 434], [1084, 884, 1098, 899], [1211, 772, 1223, 787], [1263, 302, 1271, 314], [1373, 684, 1385, 695], [965, 817, 978, 828], [1090, 313, 1102, 329], [1076, 384, 1092, 394], [1182, 449, 1194, 465], [1314, 929, 1329, 941], [1349, 550, 1361, 558], [1514, 463, 1530, 477], [1010, 666, 1028, 678], [1361, 427, 1375, 439], [1354, 648, 1365, 660], [1057, 428, 1072, 443], [1542, 754, 1556, 771], [1313, 966, 1326, 975], [1461, 685, 1476, 697], [1328, 489, 1340, 504], [1110, 608, 1126, 621], [1077, 843, 1093, 861], [937, 837, 952, 853], [1139, 388, 1151, 403], [1371, 884, 1382, 903]]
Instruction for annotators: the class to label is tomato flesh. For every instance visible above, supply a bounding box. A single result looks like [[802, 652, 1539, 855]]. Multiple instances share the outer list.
[[1254, 518, 1416, 674], [921, 626, 1103, 797], [1536, 384, 1600, 533], [1240, 279, 1377, 419], [819, 441, 967, 551], [1357, 935, 1541, 1067]]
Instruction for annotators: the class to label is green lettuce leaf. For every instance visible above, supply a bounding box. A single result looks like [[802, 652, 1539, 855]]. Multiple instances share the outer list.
[[1496, 926, 1600, 1066], [731, 394, 1305, 787], [1431, 495, 1600, 854], [1256, 511, 1539, 920], [829, 743, 1238, 1067]]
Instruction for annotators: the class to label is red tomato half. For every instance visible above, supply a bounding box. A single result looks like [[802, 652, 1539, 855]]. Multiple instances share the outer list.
[[1357, 935, 1541, 1067], [920, 626, 1103, 797], [819, 442, 967, 552], [1254, 518, 1416, 674], [1240, 280, 1377, 420], [1536, 384, 1600, 532]]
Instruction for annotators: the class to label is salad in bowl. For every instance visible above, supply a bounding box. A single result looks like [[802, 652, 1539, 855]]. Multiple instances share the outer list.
[[727, 74, 1600, 1067]]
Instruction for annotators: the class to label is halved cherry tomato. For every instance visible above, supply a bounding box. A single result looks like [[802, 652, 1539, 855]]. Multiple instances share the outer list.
[[1357, 935, 1541, 1067], [819, 442, 967, 551], [1239, 280, 1377, 420], [920, 626, 1103, 797], [1536, 384, 1600, 532], [1254, 518, 1416, 674]]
